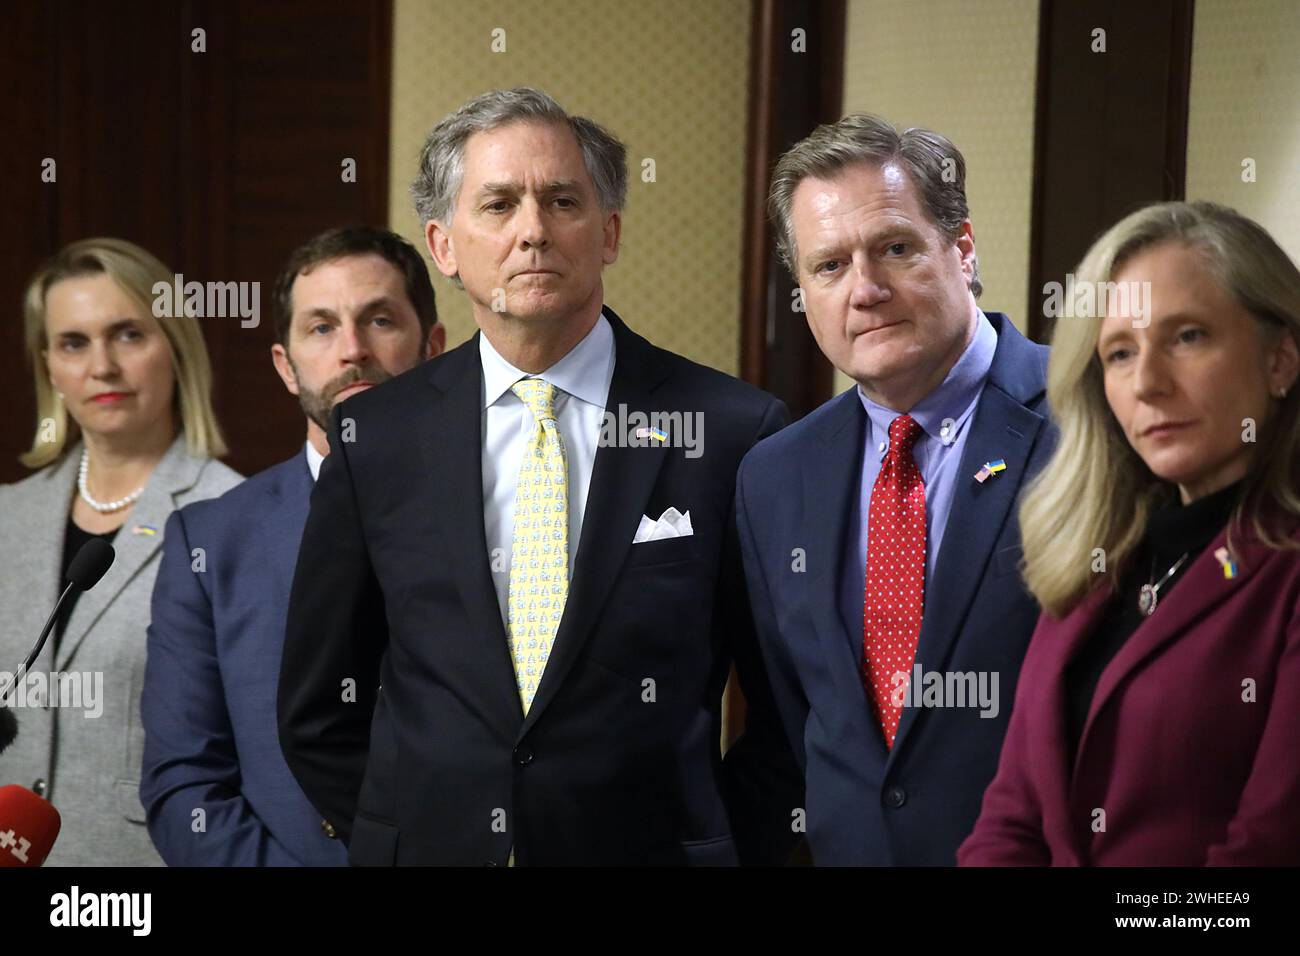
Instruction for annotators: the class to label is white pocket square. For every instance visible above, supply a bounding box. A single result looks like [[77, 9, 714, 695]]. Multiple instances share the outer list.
[[632, 507, 694, 544]]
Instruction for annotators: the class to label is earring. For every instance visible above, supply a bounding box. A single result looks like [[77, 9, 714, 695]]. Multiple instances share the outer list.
[[56, 390, 64, 401]]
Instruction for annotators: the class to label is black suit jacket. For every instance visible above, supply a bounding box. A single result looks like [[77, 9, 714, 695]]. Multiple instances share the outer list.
[[278, 309, 803, 865]]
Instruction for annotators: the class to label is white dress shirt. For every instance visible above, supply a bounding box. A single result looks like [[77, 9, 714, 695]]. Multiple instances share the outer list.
[[305, 440, 324, 482], [480, 311, 617, 627]]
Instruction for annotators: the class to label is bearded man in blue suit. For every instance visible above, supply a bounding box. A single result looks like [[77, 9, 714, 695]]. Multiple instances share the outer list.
[[140, 226, 443, 865]]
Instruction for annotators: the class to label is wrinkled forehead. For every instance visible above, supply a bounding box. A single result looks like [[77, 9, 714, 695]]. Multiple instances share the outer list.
[[290, 254, 411, 317], [458, 119, 593, 194]]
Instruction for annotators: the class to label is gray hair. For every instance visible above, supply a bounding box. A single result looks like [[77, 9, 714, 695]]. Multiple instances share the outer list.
[[768, 113, 982, 296], [411, 87, 628, 228]]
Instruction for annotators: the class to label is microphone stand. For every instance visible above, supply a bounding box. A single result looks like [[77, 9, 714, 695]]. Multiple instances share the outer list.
[[0, 580, 75, 705]]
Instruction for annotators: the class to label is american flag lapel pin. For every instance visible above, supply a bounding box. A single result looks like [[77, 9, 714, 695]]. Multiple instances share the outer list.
[[974, 459, 1007, 484]]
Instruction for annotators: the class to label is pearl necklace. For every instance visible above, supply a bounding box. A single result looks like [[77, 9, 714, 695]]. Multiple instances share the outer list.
[[77, 449, 145, 514]]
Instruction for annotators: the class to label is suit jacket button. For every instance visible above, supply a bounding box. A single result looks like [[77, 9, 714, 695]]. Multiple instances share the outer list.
[[321, 820, 338, 839], [32, 779, 47, 798], [513, 747, 534, 766], [883, 787, 906, 809]]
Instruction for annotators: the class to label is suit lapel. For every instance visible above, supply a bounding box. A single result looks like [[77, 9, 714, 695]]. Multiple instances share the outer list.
[[519, 313, 671, 737], [1040, 586, 1111, 862], [422, 337, 524, 727], [58, 436, 200, 670], [890, 316, 1048, 758], [264, 452, 314, 608], [15, 452, 79, 668], [801, 390, 885, 758], [1075, 529, 1264, 767]]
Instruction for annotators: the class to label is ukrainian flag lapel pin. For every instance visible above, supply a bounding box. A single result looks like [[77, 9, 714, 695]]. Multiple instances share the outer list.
[[974, 459, 1007, 484], [1213, 546, 1238, 580]]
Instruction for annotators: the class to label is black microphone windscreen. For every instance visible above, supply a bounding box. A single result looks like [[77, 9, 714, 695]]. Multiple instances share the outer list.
[[66, 538, 115, 592], [0, 706, 16, 755]]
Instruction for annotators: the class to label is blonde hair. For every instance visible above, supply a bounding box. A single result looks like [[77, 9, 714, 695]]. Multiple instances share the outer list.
[[1020, 201, 1300, 617], [20, 237, 227, 469]]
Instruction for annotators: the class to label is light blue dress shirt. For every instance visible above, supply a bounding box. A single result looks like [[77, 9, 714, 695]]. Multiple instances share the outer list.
[[838, 310, 999, 645]]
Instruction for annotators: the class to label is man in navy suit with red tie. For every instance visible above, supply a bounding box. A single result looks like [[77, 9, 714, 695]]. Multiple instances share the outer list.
[[736, 115, 1056, 864]]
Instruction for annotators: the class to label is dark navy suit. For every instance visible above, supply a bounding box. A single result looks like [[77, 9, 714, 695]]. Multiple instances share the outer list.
[[736, 312, 1054, 865], [141, 451, 347, 866]]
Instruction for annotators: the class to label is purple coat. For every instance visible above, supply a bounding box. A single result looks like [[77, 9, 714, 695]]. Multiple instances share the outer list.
[[959, 524, 1300, 866]]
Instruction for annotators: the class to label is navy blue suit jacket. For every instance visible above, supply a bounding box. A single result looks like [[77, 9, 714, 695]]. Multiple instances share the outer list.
[[736, 312, 1054, 865], [141, 451, 348, 866]]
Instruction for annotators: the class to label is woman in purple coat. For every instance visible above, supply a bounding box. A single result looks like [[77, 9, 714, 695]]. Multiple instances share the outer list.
[[960, 201, 1300, 866]]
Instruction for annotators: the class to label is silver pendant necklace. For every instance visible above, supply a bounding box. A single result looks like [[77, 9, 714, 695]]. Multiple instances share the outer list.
[[1138, 551, 1190, 617]]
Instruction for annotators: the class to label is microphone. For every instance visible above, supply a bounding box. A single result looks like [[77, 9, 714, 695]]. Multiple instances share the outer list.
[[0, 538, 115, 705], [67, 536, 116, 592], [0, 785, 62, 867]]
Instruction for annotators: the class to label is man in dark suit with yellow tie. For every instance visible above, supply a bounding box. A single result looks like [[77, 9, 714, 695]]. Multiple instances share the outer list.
[[278, 88, 802, 866]]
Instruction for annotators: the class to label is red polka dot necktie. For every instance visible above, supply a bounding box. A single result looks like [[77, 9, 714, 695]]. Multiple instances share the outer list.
[[862, 414, 927, 749]]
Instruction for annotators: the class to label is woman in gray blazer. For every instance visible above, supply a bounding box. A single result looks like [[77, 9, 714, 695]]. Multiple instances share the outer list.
[[0, 238, 242, 865]]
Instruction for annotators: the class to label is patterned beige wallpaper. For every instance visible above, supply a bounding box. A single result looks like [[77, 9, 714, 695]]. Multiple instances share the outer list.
[[388, 0, 752, 374], [1186, 0, 1300, 264], [836, 0, 1040, 395]]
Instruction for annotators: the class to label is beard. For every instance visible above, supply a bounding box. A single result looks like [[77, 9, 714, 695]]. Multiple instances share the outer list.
[[290, 361, 393, 433]]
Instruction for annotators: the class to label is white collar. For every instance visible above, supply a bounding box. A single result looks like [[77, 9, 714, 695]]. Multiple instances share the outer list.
[[305, 440, 325, 481], [479, 310, 615, 409]]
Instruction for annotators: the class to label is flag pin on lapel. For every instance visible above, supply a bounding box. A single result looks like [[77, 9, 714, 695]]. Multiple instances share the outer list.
[[635, 426, 669, 443], [132, 524, 158, 536], [1214, 546, 1238, 579], [974, 459, 1007, 483]]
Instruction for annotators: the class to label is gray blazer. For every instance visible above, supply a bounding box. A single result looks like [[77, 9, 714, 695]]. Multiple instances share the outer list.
[[0, 435, 241, 865]]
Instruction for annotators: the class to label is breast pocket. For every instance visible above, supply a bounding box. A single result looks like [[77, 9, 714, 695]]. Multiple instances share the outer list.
[[623, 535, 701, 570]]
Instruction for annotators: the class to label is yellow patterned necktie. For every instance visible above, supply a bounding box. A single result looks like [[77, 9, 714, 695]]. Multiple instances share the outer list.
[[507, 378, 569, 714]]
